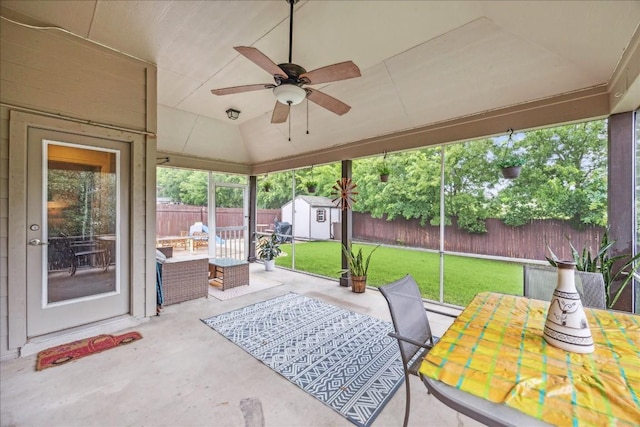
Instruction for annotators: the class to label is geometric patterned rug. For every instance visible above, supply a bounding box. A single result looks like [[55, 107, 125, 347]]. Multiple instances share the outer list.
[[201, 292, 403, 427]]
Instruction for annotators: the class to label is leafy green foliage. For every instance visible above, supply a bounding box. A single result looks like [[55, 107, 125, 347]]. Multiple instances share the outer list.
[[376, 161, 390, 176], [497, 154, 526, 168], [157, 168, 246, 207], [157, 119, 608, 235], [48, 169, 116, 237], [256, 234, 282, 261], [546, 228, 640, 308], [341, 242, 379, 276], [303, 178, 318, 189], [497, 121, 607, 227]]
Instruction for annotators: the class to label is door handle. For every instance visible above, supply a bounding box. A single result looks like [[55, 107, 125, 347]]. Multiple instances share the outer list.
[[28, 239, 48, 246]]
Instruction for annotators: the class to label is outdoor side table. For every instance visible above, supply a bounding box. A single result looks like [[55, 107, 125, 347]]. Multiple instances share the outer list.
[[160, 255, 208, 305], [209, 258, 249, 290]]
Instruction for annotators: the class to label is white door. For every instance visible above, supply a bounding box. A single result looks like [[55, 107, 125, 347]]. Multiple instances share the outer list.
[[26, 128, 130, 337]]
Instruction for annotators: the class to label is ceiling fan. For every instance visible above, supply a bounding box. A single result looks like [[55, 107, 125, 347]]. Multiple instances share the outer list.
[[210, 0, 361, 124]]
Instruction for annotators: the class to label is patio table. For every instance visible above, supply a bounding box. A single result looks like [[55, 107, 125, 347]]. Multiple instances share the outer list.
[[156, 236, 193, 252], [209, 257, 249, 290], [419, 292, 640, 427]]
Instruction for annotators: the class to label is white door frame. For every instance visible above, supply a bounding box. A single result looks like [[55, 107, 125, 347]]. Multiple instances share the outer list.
[[208, 178, 249, 260], [26, 130, 130, 337], [8, 111, 154, 349]]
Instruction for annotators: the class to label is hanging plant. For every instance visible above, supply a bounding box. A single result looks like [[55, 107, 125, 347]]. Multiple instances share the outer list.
[[304, 179, 318, 193], [376, 153, 391, 182], [377, 162, 390, 182], [497, 155, 526, 179], [261, 180, 272, 192], [497, 129, 525, 179]]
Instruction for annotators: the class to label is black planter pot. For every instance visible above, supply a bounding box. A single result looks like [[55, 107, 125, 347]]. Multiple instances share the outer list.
[[501, 166, 521, 179], [307, 185, 317, 193], [379, 174, 389, 182]]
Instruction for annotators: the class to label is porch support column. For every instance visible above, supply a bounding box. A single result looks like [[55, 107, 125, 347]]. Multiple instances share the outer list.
[[248, 175, 257, 262], [608, 112, 636, 312], [340, 160, 353, 287]]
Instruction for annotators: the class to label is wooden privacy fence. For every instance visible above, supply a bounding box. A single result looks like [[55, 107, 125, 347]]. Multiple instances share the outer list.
[[156, 205, 280, 236], [158, 205, 606, 261], [353, 213, 606, 262]]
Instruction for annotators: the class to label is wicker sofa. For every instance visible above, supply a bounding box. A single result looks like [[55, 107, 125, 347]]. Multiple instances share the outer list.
[[160, 255, 209, 305]]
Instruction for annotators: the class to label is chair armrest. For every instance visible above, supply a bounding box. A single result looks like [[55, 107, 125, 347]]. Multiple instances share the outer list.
[[388, 331, 436, 349]]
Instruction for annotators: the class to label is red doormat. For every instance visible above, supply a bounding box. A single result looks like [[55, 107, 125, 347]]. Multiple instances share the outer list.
[[36, 331, 142, 371]]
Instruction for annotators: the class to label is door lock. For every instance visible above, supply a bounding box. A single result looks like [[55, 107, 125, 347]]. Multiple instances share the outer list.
[[28, 239, 48, 246]]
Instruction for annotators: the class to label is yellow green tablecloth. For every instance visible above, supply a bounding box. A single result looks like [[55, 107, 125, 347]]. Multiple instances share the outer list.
[[419, 292, 640, 426]]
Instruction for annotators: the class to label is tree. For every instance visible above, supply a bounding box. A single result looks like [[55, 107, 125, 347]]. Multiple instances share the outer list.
[[156, 119, 608, 233], [496, 121, 607, 227]]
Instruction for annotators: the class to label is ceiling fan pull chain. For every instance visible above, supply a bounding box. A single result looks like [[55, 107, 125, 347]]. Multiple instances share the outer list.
[[306, 98, 309, 135], [288, 103, 292, 142]]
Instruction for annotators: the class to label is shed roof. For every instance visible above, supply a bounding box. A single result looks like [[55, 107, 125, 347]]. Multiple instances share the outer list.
[[289, 195, 337, 208]]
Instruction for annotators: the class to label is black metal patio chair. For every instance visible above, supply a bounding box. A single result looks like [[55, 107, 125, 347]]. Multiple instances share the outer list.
[[380, 274, 439, 427]]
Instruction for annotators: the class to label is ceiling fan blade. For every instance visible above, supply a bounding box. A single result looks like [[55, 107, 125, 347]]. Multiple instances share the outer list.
[[271, 101, 290, 124], [300, 61, 361, 85], [211, 83, 272, 96], [234, 46, 287, 77], [307, 88, 351, 116]]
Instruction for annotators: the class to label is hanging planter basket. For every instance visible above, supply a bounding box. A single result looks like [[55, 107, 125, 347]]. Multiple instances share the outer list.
[[306, 185, 317, 193], [501, 166, 522, 179], [497, 129, 525, 180], [379, 174, 389, 183]]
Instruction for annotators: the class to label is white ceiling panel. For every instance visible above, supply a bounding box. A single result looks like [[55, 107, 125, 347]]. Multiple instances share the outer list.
[[157, 67, 202, 107], [157, 104, 198, 153], [484, 1, 640, 81], [386, 18, 597, 127], [183, 115, 249, 164], [2, 0, 639, 170]]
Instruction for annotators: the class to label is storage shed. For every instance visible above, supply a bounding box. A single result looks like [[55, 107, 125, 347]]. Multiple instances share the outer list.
[[281, 196, 341, 240]]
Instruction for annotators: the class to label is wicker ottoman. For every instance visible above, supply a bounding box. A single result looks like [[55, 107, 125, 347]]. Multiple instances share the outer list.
[[160, 256, 208, 305], [209, 258, 249, 290]]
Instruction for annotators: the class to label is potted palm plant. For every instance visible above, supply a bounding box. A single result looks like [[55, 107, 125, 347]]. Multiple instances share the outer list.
[[497, 155, 525, 179], [341, 243, 380, 293], [256, 233, 282, 271]]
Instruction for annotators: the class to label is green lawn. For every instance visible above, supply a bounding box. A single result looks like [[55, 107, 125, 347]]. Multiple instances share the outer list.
[[276, 241, 523, 306]]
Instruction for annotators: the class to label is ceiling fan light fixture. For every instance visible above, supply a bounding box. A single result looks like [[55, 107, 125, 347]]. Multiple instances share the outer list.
[[273, 84, 307, 105]]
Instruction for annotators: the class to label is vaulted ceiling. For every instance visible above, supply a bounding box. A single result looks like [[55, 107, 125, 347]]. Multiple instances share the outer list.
[[2, 1, 639, 174]]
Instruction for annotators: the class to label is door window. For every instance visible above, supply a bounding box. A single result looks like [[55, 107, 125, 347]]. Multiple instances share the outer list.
[[46, 142, 119, 304]]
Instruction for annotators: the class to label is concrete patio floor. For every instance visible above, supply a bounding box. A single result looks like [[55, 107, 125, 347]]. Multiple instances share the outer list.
[[1, 264, 483, 427]]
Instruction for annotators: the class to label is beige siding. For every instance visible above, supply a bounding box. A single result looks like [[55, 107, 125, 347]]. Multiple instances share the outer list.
[[0, 20, 148, 131], [0, 19, 157, 358]]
